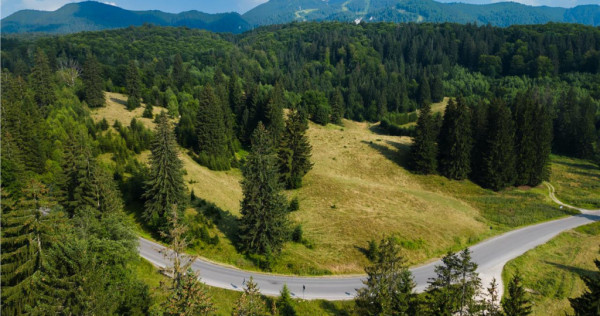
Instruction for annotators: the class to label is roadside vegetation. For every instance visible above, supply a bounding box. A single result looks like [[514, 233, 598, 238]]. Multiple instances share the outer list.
[[503, 222, 600, 316]]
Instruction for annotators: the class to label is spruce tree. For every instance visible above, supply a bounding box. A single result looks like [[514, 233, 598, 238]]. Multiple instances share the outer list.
[[480, 100, 516, 191], [142, 102, 154, 118], [233, 277, 268, 316], [265, 81, 286, 143], [513, 92, 538, 187], [126, 60, 142, 110], [239, 123, 290, 256], [82, 53, 105, 108], [502, 273, 532, 316], [143, 112, 186, 233], [330, 88, 345, 125], [172, 53, 185, 90], [278, 109, 313, 189], [355, 237, 417, 315], [569, 259, 600, 315], [530, 100, 553, 186], [1, 180, 64, 315], [418, 76, 431, 106], [196, 84, 231, 170], [278, 284, 297, 316], [161, 209, 215, 316], [438, 98, 473, 180], [30, 48, 55, 108], [409, 103, 438, 174]]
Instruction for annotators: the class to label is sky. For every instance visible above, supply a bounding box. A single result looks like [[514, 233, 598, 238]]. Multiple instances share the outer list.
[[2, 0, 599, 18]]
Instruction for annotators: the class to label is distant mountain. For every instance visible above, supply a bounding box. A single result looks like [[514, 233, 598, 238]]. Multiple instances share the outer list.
[[1, 1, 250, 34], [2, 0, 599, 35], [243, 0, 600, 27]]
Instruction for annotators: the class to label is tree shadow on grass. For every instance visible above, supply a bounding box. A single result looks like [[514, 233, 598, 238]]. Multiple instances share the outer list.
[[361, 140, 411, 169], [544, 261, 596, 280], [110, 97, 127, 106], [193, 198, 240, 249], [553, 159, 600, 171]]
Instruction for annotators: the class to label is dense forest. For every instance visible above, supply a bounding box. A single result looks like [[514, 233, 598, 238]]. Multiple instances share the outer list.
[[1, 22, 600, 314]]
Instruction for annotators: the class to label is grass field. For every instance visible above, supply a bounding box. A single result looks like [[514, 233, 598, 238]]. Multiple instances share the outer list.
[[133, 258, 355, 315], [91, 92, 163, 130], [93, 93, 591, 275], [550, 155, 600, 209], [502, 222, 600, 316]]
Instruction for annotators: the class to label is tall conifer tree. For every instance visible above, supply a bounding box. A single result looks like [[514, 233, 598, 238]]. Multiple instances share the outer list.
[[30, 49, 55, 108], [278, 109, 313, 189], [438, 98, 473, 180], [265, 81, 286, 143], [409, 103, 438, 174], [195, 84, 231, 170], [126, 60, 142, 110], [143, 112, 186, 233], [480, 100, 516, 191], [330, 88, 345, 125], [239, 123, 290, 256], [82, 53, 105, 108]]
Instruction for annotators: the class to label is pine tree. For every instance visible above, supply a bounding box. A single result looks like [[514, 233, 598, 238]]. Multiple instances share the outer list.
[[438, 98, 473, 180], [196, 84, 231, 170], [82, 53, 105, 108], [233, 277, 268, 316], [355, 237, 417, 315], [426, 251, 461, 314], [265, 81, 286, 143], [513, 92, 538, 187], [239, 123, 290, 256], [278, 109, 313, 190], [30, 48, 55, 108], [409, 103, 438, 174], [569, 259, 600, 315], [502, 273, 532, 316], [278, 284, 297, 316], [143, 112, 186, 233], [418, 76, 431, 106], [161, 209, 215, 316], [172, 53, 185, 90], [456, 248, 481, 316], [480, 100, 516, 191], [530, 100, 553, 186], [1, 180, 64, 315], [485, 278, 501, 316], [126, 60, 142, 110], [143, 102, 154, 118], [330, 88, 345, 125]]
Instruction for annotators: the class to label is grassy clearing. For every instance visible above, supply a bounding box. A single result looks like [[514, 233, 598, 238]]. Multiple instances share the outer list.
[[502, 222, 600, 316], [95, 93, 584, 275], [132, 258, 355, 315], [91, 92, 163, 130], [550, 155, 600, 209], [399, 97, 448, 128]]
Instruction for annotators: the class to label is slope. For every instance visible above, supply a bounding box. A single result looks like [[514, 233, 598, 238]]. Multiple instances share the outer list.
[[1, 1, 250, 34]]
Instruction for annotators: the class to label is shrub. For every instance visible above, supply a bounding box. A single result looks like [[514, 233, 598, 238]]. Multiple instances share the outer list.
[[289, 197, 299, 212]]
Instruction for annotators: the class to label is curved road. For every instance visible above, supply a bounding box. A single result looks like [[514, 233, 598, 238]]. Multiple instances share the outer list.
[[138, 182, 600, 300]]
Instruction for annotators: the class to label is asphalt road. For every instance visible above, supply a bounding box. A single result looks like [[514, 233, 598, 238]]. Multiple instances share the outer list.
[[137, 182, 600, 300]]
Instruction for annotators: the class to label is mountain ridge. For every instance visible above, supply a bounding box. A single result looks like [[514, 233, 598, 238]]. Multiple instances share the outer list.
[[2, 0, 599, 35]]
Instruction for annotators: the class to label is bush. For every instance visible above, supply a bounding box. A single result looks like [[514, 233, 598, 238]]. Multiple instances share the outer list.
[[289, 197, 299, 212], [292, 224, 303, 243], [366, 239, 379, 261]]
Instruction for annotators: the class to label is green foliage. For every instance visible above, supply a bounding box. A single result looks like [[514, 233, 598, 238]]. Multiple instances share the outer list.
[[143, 112, 186, 234], [195, 84, 232, 170], [438, 98, 473, 180], [355, 236, 418, 315], [479, 99, 516, 191], [239, 123, 290, 256], [409, 103, 438, 174], [30, 48, 55, 108], [82, 53, 105, 108], [289, 197, 299, 212], [278, 284, 297, 316], [502, 272, 532, 316], [278, 109, 313, 189], [126, 60, 142, 110], [233, 277, 269, 316]]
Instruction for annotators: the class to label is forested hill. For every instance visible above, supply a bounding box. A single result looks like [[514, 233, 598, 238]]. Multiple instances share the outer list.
[[0, 1, 250, 34], [2, 0, 600, 35], [242, 0, 600, 27]]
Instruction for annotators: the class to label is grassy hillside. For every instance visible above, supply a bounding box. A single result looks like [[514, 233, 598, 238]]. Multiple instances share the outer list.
[[93, 92, 587, 275], [550, 155, 600, 209], [503, 222, 600, 316]]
